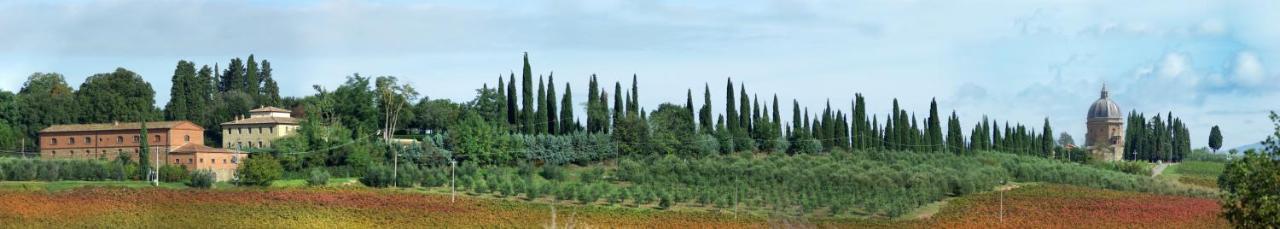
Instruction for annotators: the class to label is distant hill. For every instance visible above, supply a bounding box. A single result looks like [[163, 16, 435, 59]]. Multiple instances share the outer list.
[[1230, 142, 1267, 153]]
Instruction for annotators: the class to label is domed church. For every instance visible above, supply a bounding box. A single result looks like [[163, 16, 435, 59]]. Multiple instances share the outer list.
[[1085, 84, 1125, 161]]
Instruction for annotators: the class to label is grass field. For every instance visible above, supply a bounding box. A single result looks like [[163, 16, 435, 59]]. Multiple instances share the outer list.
[[1164, 161, 1227, 189], [0, 181, 1227, 228]]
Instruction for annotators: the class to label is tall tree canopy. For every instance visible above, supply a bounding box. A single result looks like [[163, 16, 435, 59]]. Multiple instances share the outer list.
[[76, 68, 160, 123]]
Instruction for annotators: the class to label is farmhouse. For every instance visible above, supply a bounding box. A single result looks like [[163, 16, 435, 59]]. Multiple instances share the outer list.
[[1085, 85, 1125, 162], [221, 106, 300, 149], [38, 121, 247, 181]]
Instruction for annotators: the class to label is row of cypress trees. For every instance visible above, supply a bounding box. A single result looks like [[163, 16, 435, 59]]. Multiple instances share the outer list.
[[485, 54, 1062, 158], [1123, 111, 1193, 162]]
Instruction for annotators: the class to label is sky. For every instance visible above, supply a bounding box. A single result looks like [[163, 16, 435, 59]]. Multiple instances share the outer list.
[[1, 0, 1278, 149]]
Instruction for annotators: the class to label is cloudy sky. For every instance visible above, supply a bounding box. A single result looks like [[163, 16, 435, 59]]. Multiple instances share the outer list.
[[1, 0, 1277, 149]]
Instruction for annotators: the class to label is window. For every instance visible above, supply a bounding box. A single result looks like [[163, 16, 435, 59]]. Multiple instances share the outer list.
[[200, 158, 204, 163], [153, 135, 161, 143], [174, 159, 180, 164], [117, 136, 124, 144], [223, 159, 228, 164], [51, 150, 56, 155], [51, 138, 57, 145], [259, 127, 264, 134], [270, 127, 274, 133], [184, 135, 190, 143], [69, 137, 76, 145], [237, 128, 242, 134], [85, 137, 91, 144], [133, 136, 139, 143], [259, 141, 264, 148], [189, 159, 194, 164]]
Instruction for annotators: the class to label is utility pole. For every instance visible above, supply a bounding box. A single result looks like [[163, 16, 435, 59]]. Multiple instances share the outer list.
[[450, 159, 457, 203]]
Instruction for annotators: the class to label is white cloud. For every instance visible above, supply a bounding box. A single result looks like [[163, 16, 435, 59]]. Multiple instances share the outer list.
[[1158, 53, 1191, 78], [1232, 52, 1266, 86]]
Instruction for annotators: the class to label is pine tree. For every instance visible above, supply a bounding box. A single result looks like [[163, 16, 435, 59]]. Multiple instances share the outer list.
[[165, 60, 196, 121], [220, 58, 245, 92], [546, 74, 558, 134]]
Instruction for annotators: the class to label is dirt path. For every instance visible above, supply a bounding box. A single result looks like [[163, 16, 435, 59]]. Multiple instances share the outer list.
[[1152, 163, 1171, 178]]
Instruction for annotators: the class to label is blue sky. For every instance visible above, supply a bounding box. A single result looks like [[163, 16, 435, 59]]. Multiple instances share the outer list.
[[1, 0, 1277, 149]]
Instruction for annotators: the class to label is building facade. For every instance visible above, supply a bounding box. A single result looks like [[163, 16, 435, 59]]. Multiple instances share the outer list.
[[38, 121, 246, 181], [1085, 85, 1125, 162], [39, 121, 205, 161], [221, 106, 300, 149]]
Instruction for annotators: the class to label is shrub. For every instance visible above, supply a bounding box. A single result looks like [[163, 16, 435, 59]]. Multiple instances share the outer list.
[[396, 165, 419, 188], [539, 165, 564, 180], [186, 170, 215, 189], [580, 167, 604, 183], [307, 168, 330, 187], [237, 154, 284, 187], [360, 165, 394, 188], [159, 165, 189, 183]]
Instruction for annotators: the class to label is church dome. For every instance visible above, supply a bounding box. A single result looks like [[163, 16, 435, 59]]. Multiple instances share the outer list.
[[1087, 85, 1121, 119]]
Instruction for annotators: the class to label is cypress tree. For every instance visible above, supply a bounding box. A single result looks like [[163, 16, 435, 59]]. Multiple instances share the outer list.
[[521, 53, 534, 133], [1209, 125, 1223, 153], [1042, 118, 1054, 158], [630, 75, 639, 116], [947, 111, 964, 154], [260, 60, 280, 106], [600, 89, 611, 133], [508, 73, 518, 127], [700, 84, 713, 134], [686, 89, 695, 124], [586, 75, 598, 132], [536, 76, 547, 134], [561, 82, 574, 133], [791, 100, 801, 138], [614, 82, 623, 127], [726, 79, 737, 132], [772, 95, 781, 138], [245, 55, 259, 98], [546, 74, 558, 134], [927, 99, 944, 151], [739, 84, 751, 135], [139, 120, 151, 178]]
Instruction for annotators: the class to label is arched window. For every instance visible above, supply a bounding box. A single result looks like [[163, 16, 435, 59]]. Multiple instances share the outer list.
[[117, 136, 124, 144], [51, 138, 57, 145], [184, 135, 190, 143], [69, 137, 76, 145]]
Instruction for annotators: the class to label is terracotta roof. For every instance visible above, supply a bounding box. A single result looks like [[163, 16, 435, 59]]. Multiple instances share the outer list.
[[170, 143, 245, 154], [40, 121, 202, 133], [221, 116, 301, 125], [250, 106, 291, 113]]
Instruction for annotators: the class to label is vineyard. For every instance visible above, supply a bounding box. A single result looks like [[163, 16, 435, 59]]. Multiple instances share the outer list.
[[0, 182, 1226, 228]]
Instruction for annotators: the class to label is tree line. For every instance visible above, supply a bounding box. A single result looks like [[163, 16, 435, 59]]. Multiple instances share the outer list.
[[1123, 111, 1193, 162], [0, 55, 282, 151]]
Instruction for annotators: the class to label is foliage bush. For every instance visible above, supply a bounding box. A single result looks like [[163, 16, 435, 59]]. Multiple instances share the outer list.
[[159, 165, 189, 183], [1218, 112, 1280, 227], [360, 165, 394, 188], [236, 154, 283, 187], [539, 165, 564, 181], [186, 170, 214, 189], [0, 158, 129, 181], [307, 168, 330, 187]]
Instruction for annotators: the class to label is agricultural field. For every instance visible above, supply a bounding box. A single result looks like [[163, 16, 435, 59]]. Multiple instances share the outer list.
[[0, 182, 1227, 228]]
